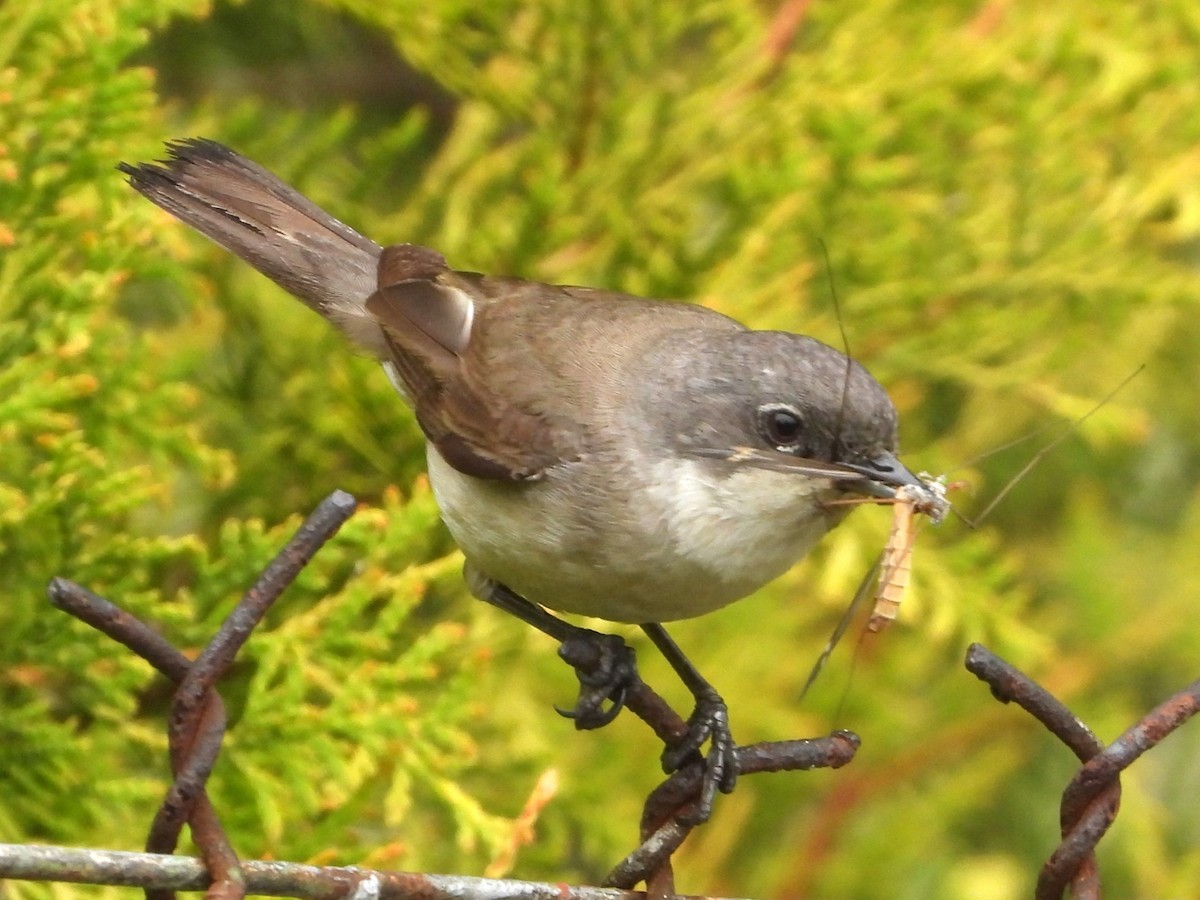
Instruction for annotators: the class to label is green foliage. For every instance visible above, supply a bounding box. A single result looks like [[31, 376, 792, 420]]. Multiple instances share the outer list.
[[5, 0, 1200, 898], [0, 0, 545, 890]]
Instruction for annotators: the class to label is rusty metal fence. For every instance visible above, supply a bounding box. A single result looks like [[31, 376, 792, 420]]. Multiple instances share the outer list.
[[0, 491, 1195, 900]]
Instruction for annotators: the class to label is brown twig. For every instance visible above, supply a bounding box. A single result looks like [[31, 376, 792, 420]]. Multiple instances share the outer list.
[[761, 0, 813, 74]]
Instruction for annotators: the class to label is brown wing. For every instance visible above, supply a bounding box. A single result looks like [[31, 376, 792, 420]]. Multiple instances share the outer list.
[[366, 244, 572, 481]]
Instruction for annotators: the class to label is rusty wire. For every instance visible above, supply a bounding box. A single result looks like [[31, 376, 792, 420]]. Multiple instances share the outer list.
[[0, 843, 745, 900], [603, 733, 860, 896], [47, 490, 357, 900], [965, 642, 1200, 900], [32, 486, 1200, 898]]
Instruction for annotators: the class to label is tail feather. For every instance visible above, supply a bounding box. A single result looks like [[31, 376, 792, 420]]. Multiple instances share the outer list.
[[120, 138, 387, 355]]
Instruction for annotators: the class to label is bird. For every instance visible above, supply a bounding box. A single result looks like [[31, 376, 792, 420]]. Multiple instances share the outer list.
[[120, 138, 926, 822]]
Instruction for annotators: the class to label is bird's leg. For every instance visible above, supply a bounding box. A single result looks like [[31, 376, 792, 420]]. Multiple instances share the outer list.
[[640, 623, 738, 824], [470, 573, 638, 729], [470, 571, 736, 823]]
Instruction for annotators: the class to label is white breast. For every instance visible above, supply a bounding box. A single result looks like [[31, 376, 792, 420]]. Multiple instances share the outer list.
[[426, 448, 843, 623]]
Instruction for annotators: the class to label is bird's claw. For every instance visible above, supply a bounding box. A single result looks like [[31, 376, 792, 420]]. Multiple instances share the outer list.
[[555, 631, 639, 730], [556, 632, 737, 824], [660, 689, 738, 825]]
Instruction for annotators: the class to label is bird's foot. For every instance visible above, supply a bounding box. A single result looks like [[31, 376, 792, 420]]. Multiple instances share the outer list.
[[555, 630, 639, 729], [660, 688, 738, 825]]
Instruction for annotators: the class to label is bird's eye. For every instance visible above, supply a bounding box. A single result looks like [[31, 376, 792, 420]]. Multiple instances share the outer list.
[[759, 404, 805, 449]]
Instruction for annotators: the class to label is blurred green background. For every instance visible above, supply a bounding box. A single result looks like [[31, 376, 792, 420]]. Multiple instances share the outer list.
[[3, 1, 1200, 897]]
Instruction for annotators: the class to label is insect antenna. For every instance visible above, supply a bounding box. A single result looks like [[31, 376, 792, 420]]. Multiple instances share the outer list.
[[820, 239, 855, 463], [970, 364, 1145, 524]]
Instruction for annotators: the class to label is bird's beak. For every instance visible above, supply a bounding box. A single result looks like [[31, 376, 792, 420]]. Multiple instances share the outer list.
[[687, 446, 929, 502], [837, 450, 927, 500]]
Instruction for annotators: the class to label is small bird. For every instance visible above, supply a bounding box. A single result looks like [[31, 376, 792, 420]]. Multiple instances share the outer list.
[[121, 139, 925, 821]]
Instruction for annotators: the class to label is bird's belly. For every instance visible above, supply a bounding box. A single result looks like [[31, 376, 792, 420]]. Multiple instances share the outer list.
[[426, 448, 843, 623]]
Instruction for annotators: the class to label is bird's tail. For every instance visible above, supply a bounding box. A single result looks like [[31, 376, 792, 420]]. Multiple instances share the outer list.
[[120, 138, 387, 355]]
